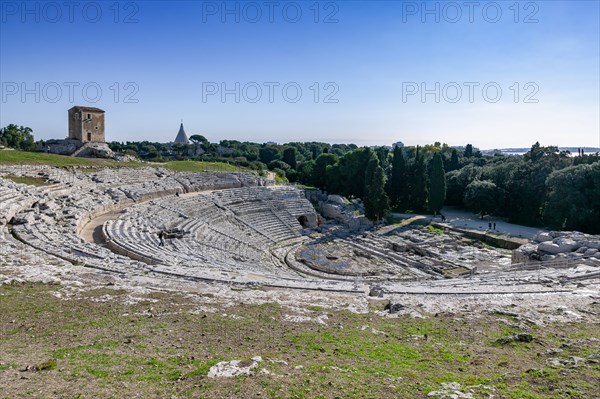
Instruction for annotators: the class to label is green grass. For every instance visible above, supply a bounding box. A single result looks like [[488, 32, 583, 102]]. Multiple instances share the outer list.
[[0, 363, 17, 371], [1, 174, 51, 186], [0, 149, 248, 174], [1, 283, 598, 399], [0, 149, 139, 167], [158, 160, 242, 172], [35, 359, 57, 371], [427, 225, 445, 235]]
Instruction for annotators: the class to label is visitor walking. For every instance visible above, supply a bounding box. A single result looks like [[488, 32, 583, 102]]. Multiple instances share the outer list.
[[493, 222, 496, 230], [488, 222, 492, 230], [158, 230, 165, 247]]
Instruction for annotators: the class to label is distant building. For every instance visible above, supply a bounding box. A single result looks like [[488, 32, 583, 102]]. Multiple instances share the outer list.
[[174, 123, 189, 144], [40, 106, 112, 158], [68, 106, 105, 143]]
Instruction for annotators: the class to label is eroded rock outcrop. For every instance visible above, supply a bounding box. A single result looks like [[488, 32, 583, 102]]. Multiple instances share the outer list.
[[513, 231, 600, 263]]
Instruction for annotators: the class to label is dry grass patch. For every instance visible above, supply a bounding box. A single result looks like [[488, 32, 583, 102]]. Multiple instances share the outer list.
[[0, 283, 598, 398]]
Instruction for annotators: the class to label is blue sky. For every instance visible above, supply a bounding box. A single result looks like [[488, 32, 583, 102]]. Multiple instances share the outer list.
[[1, 0, 599, 148]]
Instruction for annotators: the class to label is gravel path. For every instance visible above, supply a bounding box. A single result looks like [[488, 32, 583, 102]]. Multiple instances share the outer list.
[[438, 207, 546, 240]]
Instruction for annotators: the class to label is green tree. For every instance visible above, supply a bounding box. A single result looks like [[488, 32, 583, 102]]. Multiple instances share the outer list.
[[272, 168, 287, 180], [463, 180, 498, 216], [429, 152, 446, 213], [286, 168, 299, 183], [189, 134, 209, 145], [525, 141, 559, 163], [445, 164, 482, 206], [338, 147, 374, 198], [172, 143, 191, 158], [0, 124, 35, 151], [448, 149, 460, 171], [364, 158, 390, 221], [259, 146, 279, 164], [297, 160, 316, 186], [543, 162, 600, 233], [464, 144, 473, 158], [313, 153, 338, 191], [502, 145, 568, 226], [310, 145, 320, 160], [409, 147, 429, 212], [389, 146, 408, 210], [268, 160, 290, 171], [282, 147, 297, 169], [325, 163, 344, 194], [376, 146, 390, 170]]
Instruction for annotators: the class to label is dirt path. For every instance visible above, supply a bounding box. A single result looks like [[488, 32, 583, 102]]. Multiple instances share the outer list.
[[79, 210, 123, 245], [391, 207, 546, 240], [439, 206, 546, 240]]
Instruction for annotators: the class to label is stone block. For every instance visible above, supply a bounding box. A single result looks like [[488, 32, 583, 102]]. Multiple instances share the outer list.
[[584, 248, 598, 257], [534, 232, 552, 242]]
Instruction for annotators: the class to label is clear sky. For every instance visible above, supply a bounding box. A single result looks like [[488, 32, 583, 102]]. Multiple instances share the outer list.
[[1, 0, 599, 149]]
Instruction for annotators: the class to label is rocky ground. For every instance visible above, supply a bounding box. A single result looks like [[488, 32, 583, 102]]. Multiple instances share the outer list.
[[515, 231, 600, 262], [0, 274, 598, 399], [1, 167, 600, 398], [296, 225, 512, 279]]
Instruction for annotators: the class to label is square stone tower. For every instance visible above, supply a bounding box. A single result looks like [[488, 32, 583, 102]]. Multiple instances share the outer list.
[[68, 106, 105, 143]]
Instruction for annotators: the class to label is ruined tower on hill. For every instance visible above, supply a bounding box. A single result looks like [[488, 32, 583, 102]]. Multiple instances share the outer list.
[[40, 106, 113, 158], [174, 122, 189, 144], [68, 106, 105, 143]]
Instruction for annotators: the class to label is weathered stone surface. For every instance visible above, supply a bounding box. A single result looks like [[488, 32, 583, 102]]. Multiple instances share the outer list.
[[321, 203, 345, 221], [583, 240, 600, 250], [207, 356, 263, 378], [538, 239, 580, 254], [38, 139, 81, 155], [496, 333, 533, 344], [3, 165, 599, 295], [369, 286, 385, 298], [535, 232, 552, 242], [385, 303, 406, 314], [327, 194, 348, 205], [74, 142, 114, 159], [317, 194, 372, 232], [546, 356, 586, 368]]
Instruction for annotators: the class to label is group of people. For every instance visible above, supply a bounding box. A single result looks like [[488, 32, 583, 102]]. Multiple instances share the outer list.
[[437, 212, 500, 232]]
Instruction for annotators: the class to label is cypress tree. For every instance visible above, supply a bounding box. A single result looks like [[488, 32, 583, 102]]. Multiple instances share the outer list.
[[464, 144, 473, 158], [313, 153, 338, 191], [389, 146, 408, 210], [364, 157, 390, 222], [311, 145, 320, 160], [410, 146, 429, 213], [448, 148, 459, 171], [282, 147, 297, 169], [341, 147, 374, 199], [429, 152, 446, 213]]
